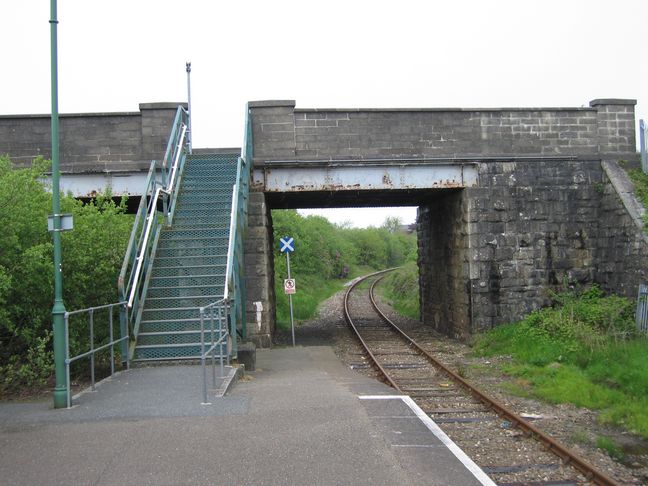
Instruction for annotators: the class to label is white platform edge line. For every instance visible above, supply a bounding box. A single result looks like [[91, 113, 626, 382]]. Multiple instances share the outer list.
[[359, 395, 497, 486]]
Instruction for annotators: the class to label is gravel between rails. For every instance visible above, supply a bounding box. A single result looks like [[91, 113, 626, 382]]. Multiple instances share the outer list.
[[274, 286, 648, 485]]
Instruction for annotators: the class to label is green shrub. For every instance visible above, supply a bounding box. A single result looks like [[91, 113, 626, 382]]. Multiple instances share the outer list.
[[474, 285, 648, 438], [0, 155, 132, 395]]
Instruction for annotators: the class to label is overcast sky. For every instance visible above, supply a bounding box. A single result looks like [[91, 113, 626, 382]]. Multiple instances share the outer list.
[[2, 0, 647, 227]]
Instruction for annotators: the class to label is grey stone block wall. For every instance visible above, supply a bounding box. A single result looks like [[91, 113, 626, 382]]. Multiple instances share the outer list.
[[464, 159, 602, 332], [249, 100, 296, 160], [590, 99, 637, 159], [417, 191, 471, 338], [244, 191, 275, 347], [596, 161, 648, 296], [0, 102, 185, 173], [417, 157, 648, 336], [250, 99, 636, 162]]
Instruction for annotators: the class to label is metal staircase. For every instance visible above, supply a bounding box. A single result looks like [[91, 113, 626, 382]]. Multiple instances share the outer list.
[[134, 153, 238, 361], [118, 104, 253, 365]]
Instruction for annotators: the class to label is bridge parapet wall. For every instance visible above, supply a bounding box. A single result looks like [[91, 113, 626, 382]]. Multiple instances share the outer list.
[[0, 102, 183, 173], [250, 99, 636, 162]]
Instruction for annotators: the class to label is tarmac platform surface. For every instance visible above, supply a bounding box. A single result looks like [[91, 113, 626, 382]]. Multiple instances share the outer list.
[[0, 346, 492, 485]]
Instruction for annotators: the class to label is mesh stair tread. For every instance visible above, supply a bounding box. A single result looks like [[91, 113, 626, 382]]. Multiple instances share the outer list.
[[133, 152, 237, 362]]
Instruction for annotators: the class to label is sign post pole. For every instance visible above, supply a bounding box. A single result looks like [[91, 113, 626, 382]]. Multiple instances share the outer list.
[[286, 251, 295, 347], [279, 236, 296, 347]]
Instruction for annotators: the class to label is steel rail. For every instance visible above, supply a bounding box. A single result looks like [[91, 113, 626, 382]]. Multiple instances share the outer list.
[[342, 269, 402, 391], [344, 270, 620, 486]]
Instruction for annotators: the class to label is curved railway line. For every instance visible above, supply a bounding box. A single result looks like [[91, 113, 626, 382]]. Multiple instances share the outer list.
[[343, 269, 620, 486]]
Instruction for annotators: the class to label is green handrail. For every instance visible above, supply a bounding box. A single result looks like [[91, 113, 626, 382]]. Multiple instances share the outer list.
[[118, 105, 189, 355], [220, 105, 254, 354]]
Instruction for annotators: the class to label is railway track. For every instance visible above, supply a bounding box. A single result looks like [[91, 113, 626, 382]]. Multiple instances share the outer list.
[[343, 270, 620, 486]]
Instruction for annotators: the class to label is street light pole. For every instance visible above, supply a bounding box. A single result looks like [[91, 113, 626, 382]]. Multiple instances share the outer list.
[[186, 61, 192, 154], [50, 0, 67, 409]]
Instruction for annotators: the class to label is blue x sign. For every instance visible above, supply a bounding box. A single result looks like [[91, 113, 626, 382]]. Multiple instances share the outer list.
[[280, 236, 295, 253]]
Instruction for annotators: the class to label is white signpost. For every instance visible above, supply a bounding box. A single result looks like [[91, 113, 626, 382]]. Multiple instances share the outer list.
[[280, 236, 296, 346]]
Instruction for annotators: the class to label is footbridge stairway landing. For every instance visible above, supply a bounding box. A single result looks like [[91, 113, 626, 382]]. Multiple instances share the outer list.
[[134, 153, 239, 361]]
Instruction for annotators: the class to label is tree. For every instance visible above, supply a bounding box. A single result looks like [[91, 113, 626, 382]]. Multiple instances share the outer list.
[[381, 216, 402, 234]]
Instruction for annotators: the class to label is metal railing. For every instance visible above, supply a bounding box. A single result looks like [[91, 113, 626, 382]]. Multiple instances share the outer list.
[[118, 105, 190, 344], [200, 299, 230, 404], [64, 302, 129, 408], [230, 104, 254, 340], [198, 104, 254, 401], [641, 119, 648, 174], [636, 284, 648, 334]]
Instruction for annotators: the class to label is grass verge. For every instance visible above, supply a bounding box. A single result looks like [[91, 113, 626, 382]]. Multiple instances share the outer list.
[[375, 262, 420, 320], [473, 286, 648, 439], [274, 265, 375, 330]]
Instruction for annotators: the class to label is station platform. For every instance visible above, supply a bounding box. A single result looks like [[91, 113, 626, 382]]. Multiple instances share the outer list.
[[0, 346, 492, 485]]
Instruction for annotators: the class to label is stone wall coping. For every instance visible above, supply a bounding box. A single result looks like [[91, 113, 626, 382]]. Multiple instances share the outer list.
[[294, 106, 598, 113], [248, 100, 296, 108], [0, 102, 184, 120], [589, 98, 637, 107], [139, 102, 186, 110], [0, 111, 140, 120], [601, 160, 648, 245]]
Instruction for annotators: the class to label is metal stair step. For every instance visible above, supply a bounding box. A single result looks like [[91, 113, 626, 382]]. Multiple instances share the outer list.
[[180, 176, 236, 186], [146, 287, 224, 299], [160, 228, 229, 238], [148, 275, 225, 288], [155, 244, 229, 256], [133, 346, 227, 362], [153, 254, 227, 265], [169, 223, 230, 231], [142, 305, 224, 321], [152, 264, 226, 278], [156, 238, 229, 248], [137, 330, 227, 346], [140, 318, 204, 333]]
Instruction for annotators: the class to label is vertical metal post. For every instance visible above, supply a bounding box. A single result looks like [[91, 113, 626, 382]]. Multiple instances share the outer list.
[[186, 62, 192, 154], [119, 302, 129, 368], [65, 313, 71, 408], [286, 252, 296, 347], [641, 120, 647, 174], [226, 303, 231, 366], [50, 0, 68, 409], [200, 308, 208, 404], [219, 304, 224, 378], [109, 308, 115, 377], [89, 310, 95, 391], [210, 306, 216, 387]]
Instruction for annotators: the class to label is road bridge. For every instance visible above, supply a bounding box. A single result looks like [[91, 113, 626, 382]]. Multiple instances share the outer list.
[[243, 99, 646, 346]]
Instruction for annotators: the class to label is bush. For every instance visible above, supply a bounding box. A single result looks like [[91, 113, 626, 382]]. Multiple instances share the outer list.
[[0, 155, 132, 395], [473, 285, 648, 438]]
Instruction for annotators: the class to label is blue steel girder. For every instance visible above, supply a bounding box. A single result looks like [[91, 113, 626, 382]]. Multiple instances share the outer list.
[[252, 162, 478, 193]]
